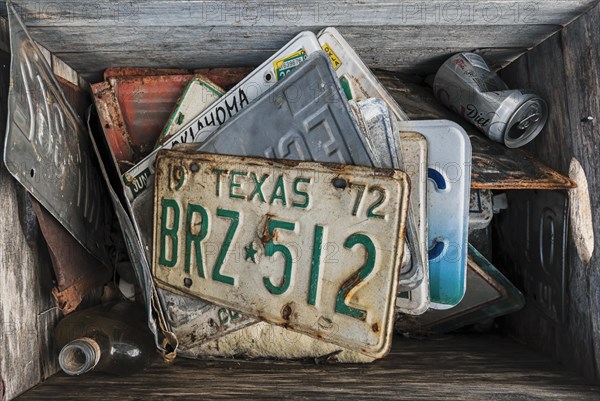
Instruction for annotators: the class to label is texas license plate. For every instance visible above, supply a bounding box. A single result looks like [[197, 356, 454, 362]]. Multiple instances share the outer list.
[[152, 151, 409, 358]]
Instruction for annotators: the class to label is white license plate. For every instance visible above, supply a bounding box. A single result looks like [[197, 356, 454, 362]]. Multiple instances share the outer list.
[[152, 151, 409, 358]]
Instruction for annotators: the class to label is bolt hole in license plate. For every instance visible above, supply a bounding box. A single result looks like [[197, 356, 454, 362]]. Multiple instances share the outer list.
[[152, 151, 409, 358]]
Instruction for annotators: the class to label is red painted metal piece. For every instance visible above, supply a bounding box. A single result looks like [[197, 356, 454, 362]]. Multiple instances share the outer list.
[[92, 68, 252, 172], [109, 74, 194, 159], [91, 81, 135, 173]]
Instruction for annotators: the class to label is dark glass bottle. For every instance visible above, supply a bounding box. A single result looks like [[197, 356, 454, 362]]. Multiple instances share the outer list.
[[55, 301, 155, 376]]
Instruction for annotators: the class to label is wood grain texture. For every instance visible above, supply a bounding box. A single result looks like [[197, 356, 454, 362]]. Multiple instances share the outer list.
[[57, 47, 528, 83], [2, 0, 597, 81], [18, 335, 600, 400], [3, 1, 596, 27], [499, 3, 600, 383], [0, 159, 61, 401]]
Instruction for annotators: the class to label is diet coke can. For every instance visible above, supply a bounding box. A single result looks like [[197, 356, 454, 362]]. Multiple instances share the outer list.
[[433, 52, 547, 148]]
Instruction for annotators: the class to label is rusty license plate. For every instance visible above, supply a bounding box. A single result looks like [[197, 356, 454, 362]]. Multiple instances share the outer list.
[[152, 151, 409, 358]]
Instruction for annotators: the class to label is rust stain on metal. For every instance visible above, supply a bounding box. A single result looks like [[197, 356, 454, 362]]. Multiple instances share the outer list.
[[91, 81, 134, 173], [372, 323, 380, 333], [103, 67, 191, 81], [260, 214, 276, 245], [103, 67, 252, 91], [375, 72, 576, 190], [93, 69, 254, 173], [281, 304, 292, 320], [109, 74, 194, 159], [193, 67, 254, 90], [31, 199, 112, 314]]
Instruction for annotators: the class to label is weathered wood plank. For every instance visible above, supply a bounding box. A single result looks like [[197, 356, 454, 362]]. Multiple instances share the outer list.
[[3, 1, 596, 27], [499, 2, 600, 383], [18, 335, 600, 400], [57, 47, 528, 83], [26, 24, 560, 53], [7, 0, 593, 83], [0, 160, 61, 401]]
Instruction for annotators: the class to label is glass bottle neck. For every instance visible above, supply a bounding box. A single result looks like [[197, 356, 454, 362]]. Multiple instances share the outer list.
[[58, 337, 101, 376]]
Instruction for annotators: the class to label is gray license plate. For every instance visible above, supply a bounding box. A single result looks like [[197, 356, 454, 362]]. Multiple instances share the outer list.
[[4, 5, 112, 266]]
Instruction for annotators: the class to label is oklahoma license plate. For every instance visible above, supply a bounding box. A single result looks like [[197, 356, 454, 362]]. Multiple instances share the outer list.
[[152, 150, 409, 358]]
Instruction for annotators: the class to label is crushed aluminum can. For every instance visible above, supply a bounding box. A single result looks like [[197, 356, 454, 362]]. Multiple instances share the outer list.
[[397, 120, 472, 309], [433, 52, 548, 148], [122, 31, 322, 202], [395, 244, 525, 334], [155, 77, 224, 147], [4, 5, 113, 268], [374, 72, 575, 190], [152, 151, 409, 358], [317, 27, 426, 292], [469, 189, 493, 232]]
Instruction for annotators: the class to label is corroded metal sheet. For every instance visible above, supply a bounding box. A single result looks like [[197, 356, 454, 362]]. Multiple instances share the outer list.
[[91, 81, 134, 173], [92, 70, 251, 172], [374, 72, 576, 190], [4, 4, 112, 267], [109, 74, 194, 161], [153, 151, 409, 358], [103, 67, 253, 91], [103, 67, 190, 81], [30, 198, 112, 314]]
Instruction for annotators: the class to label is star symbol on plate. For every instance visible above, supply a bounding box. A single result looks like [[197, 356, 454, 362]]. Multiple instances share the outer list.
[[245, 242, 258, 263]]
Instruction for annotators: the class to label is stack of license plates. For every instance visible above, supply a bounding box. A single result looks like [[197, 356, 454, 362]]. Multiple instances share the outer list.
[[117, 28, 475, 361]]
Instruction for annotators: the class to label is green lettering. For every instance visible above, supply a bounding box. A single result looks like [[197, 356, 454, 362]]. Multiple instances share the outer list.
[[263, 219, 296, 295], [335, 233, 376, 320], [307, 225, 324, 305], [212, 209, 239, 285], [248, 172, 268, 203], [159, 198, 180, 268], [367, 186, 386, 219], [269, 175, 287, 206], [229, 171, 247, 200], [214, 169, 227, 197], [185, 203, 209, 278], [351, 184, 366, 216], [292, 177, 311, 209], [218, 308, 230, 324]]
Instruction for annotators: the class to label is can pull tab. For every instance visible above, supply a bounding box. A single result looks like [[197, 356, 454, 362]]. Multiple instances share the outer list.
[[517, 107, 542, 130]]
